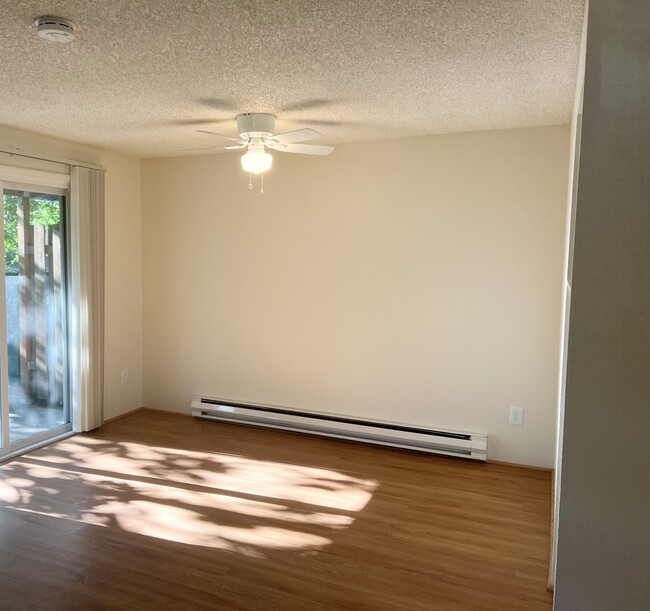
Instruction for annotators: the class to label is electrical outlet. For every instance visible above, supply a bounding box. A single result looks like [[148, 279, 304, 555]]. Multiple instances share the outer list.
[[509, 406, 524, 426], [121, 369, 128, 385]]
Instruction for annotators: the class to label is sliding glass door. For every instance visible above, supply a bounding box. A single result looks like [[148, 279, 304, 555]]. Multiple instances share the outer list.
[[1, 184, 71, 457]]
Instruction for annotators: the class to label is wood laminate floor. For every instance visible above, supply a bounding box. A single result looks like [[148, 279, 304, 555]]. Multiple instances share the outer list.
[[0, 409, 553, 610]]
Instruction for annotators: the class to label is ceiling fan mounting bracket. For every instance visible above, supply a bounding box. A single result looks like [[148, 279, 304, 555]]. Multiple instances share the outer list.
[[237, 113, 276, 140]]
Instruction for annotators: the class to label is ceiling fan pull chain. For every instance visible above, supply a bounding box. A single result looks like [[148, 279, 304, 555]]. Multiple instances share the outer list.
[[261, 171, 264, 195], [248, 171, 253, 190]]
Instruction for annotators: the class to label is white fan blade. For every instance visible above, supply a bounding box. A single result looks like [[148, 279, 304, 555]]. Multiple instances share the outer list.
[[196, 129, 244, 143], [268, 128, 322, 144], [271, 142, 334, 156]]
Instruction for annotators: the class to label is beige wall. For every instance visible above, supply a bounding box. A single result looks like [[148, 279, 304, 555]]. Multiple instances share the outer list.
[[0, 125, 143, 420], [142, 125, 569, 467]]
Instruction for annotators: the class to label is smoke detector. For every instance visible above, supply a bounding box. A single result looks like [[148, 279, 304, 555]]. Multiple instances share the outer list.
[[34, 16, 76, 43]]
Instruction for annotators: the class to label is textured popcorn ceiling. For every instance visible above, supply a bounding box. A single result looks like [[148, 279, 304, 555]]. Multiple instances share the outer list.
[[0, 0, 584, 158]]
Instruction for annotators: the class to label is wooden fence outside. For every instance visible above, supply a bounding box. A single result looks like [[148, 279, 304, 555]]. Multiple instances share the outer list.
[[15, 194, 64, 407]]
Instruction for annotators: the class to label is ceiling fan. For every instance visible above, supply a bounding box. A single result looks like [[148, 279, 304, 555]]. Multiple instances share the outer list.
[[183, 113, 335, 176]]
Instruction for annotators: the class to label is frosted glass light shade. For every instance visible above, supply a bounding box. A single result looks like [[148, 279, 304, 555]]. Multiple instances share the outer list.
[[241, 150, 272, 174]]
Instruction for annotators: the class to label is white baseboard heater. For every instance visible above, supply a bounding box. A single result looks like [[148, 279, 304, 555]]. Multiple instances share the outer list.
[[190, 396, 487, 461]]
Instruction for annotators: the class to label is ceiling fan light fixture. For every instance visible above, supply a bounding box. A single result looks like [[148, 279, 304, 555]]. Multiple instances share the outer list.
[[241, 149, 272, 174]]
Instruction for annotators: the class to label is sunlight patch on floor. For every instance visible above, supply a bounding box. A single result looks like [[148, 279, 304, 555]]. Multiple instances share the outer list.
[[33, 439, 378, 511], [0, 437, 378, 556], [106, 500, 334, 556]]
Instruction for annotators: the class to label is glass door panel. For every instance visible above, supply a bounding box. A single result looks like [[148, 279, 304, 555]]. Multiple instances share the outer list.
[[2, 188, 69, 446]]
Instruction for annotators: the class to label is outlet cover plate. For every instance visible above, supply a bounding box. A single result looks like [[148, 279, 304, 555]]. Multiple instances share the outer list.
[[509, 406, 524, 426]]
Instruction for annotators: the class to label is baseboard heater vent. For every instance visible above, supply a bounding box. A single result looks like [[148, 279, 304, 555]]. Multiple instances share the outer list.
[[190, 396, 487, 461]]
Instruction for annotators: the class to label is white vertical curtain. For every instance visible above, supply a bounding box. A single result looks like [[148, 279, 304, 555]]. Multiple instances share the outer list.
[[69, 166, 105, 431]]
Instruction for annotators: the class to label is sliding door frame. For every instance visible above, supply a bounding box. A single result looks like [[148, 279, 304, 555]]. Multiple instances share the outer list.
[[0, 173, 73, 460], [0, 180, 10, 457]]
